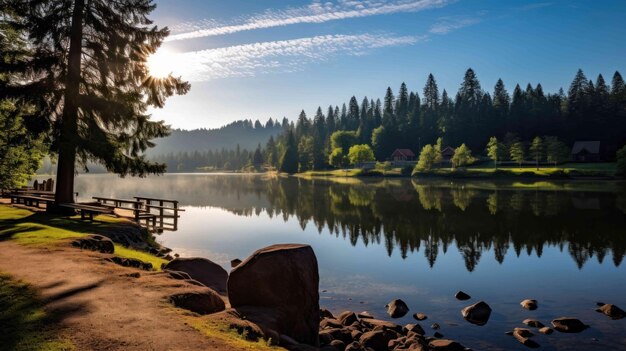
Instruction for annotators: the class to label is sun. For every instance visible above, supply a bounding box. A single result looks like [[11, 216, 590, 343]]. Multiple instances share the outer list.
[[146, 48, 176, 78]]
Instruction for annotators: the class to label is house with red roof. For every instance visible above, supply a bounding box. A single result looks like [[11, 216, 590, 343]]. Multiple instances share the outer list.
[[390, 149, 416, 161]]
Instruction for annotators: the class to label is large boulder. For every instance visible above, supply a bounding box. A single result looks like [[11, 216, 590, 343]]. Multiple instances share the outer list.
[[228, 244, 320, 346], [163, 257, 228, 294], [169, 290, 225, 315], [461, 301, 492, 326]]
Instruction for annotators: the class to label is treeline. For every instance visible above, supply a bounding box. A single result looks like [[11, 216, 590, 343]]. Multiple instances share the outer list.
[[150, 68, 626, 173], [151, 145, 266, 172], [264, 68, 626, 173]]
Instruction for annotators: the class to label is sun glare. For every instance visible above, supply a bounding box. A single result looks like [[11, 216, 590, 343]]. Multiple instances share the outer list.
[[147, 49, 176, 78]]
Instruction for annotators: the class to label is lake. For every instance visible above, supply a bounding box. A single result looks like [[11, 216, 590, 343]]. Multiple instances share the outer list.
[[42, 173, 626, 350]]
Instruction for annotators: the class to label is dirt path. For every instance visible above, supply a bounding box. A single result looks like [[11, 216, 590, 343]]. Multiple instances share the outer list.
[[0, 241, 240, 351]]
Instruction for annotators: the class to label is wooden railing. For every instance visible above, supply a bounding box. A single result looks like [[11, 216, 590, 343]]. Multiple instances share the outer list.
[[134, 196, 184, 231]]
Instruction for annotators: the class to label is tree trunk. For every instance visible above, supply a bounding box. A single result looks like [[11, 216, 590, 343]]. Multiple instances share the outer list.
[[54, 0, 84, 206]]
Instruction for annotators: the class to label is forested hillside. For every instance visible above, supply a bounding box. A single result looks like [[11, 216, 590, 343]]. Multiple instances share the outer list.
[[148, 119, 283, 155], [155, 68, 626, 173]]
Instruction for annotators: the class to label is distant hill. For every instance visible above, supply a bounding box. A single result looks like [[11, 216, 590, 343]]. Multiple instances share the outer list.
[[148, 119, 284, 156]]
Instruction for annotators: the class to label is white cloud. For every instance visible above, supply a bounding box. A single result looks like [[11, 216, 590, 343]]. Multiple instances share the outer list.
[[166, 0, 454, 42], [429, 16, 481, 34], [167, 33, 422, 81]]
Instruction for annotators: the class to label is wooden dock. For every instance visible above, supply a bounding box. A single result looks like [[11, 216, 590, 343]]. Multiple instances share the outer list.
[[92, 196, 184, 232], [3, 186, 182, 233]]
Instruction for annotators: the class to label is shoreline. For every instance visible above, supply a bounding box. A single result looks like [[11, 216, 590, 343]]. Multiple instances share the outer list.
[[1, 202, 625, 350]]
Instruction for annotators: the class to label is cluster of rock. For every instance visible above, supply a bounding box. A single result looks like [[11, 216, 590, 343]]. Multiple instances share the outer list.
[[318, 309, 470, 351], [160, 244, 321, 348], [504, 298, 595, 348], [105, 256, 153, 271], [71, 234, 114, 253]]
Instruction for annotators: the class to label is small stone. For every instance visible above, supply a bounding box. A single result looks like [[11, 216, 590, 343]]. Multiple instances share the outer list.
[[329, 339, 345, 350], [320, 308, 335, 319], [513, 329, 540, 348], [431, 323, 440, 330], [520, 299, 538, 311], [428, 339, 466, 351], [230, 258, 242, 268], [455, 291, 471, 301], [413, 313, 428, 321], [595, 303, 626, 320], [433, 332, 444, 338], [358, 311, 374, 319], [403, 323, 425, 335], [513, 328, 533, 338], [522, 319, 544, 328], [338, 311, 358, 326], [538, 327, 553, 335], [386, 299, 410, 318], [461, 301, 492, 326], [551, 317, 589, 333]]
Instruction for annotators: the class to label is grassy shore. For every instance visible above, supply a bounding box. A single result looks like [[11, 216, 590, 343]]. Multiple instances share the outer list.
[[0, 205, 168, 269], [299, 162, 619, 179], [0, 204, 281, 350]]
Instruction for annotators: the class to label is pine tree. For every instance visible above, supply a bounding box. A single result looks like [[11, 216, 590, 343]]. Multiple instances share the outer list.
[[2, 0, 190, 204], [493, 79, 510, 136], [395, 82, 409, 126], [279, 130, 298, 174], [422, 74, 440, 145], [265, 136, 278, 168], [348, 96, 360, 130], [384, 87, 395, 115]]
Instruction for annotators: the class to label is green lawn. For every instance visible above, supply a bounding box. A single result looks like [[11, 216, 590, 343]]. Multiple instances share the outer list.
[[0, 205, 167, 270], [0, 273, 75, 351], [417, 162, 618, 178]]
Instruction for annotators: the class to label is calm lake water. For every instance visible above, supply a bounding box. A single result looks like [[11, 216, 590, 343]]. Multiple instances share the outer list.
[[41, 173, 626, 350]]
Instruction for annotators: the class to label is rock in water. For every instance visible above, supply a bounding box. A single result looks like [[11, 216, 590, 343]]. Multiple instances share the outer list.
[[163, 257, 228, 294], [428, 339, 466, 351], [228, 244, 320, 346], [230, 258, 242, 268], [551, 317, 589, 333], [461, 301, 492, 326], [538, 327, 553, 335], [413, 313, 428, 321], [596, 304, 626, 320], [169, 290, 225, 315], [386, 299, 410, 318], [513, 329, 540, 348], [455, 291, 471, 301], [520, 299, 538, 310], [522, 319, 544, 328]]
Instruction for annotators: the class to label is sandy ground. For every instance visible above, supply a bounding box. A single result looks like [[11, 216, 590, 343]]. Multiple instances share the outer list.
[[0, 241, 241, 351]]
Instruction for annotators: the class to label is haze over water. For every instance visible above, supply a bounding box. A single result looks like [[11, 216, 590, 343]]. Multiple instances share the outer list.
[[54, 173, 626, 350]]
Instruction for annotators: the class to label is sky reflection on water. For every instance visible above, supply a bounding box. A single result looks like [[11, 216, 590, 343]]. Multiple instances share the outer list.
[[63, 174, 626, 350]]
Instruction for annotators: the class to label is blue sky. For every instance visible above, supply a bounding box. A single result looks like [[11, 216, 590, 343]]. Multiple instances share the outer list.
[[148, 0, 626, 130]]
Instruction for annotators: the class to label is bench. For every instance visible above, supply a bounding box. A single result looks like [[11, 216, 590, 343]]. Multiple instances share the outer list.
[[9, 194, 55, 208], [57, 203, 114, 222]]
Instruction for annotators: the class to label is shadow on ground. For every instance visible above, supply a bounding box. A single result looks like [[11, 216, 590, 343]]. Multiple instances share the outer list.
[[0, 273, 103, 350]]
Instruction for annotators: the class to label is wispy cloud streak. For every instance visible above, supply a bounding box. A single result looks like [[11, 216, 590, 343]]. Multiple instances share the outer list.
[[166, 0, 453, 42], [429, 15, 481, 34], [170, 33, 422, 81]]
